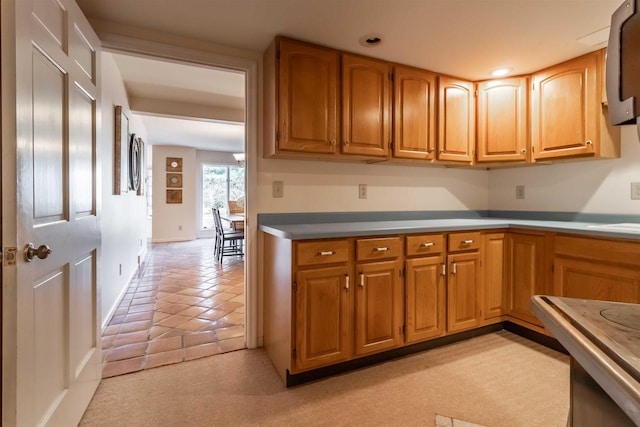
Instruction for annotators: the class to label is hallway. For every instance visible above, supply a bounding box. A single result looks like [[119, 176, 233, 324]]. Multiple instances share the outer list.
[[100, 239, 245, 378]]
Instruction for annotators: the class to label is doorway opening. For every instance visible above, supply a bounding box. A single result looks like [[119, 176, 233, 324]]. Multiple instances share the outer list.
[[97, 42, 257, 376]]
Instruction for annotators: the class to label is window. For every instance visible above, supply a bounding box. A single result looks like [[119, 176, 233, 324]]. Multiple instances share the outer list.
[[202, 164, 244, 230]]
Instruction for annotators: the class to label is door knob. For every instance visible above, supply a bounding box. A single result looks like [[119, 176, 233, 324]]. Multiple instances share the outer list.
[[24, 243, 52, 262]]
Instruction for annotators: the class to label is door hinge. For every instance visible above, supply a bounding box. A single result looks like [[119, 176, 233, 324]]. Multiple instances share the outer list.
[[475, 89, 478, 97], [276, 130, 280, 143], [389, 141, 394, 151], [399, 268, 404, 278], [2, 247, 17, 266], [551, 264, 555, 273], [400, 325, 406, 335], [293, 281, 297, 291], [389, 72, 394, 82], [292, 348, 296, 359]]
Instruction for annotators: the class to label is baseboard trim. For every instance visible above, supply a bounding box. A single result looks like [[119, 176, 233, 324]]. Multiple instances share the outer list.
[[285, 323, 504, 387], [284, 322, 567, 387]]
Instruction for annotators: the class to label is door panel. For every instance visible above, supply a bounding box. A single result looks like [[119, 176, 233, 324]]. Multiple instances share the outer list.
[[447, 252, 481, 332], [33, 49, 66, 223]]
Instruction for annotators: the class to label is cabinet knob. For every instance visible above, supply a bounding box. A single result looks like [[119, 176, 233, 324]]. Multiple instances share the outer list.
[[521, 148, 526, 153], [343, 140, 350, 145], [330, 140, 337, 146], [585, 140, 593, 146]]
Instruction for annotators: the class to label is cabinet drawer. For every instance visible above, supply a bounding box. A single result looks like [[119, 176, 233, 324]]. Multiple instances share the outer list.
[[356, 237, 402, 261], [406, 234, 444, 256], [296, 240, 350, 266], [448, 232, 481, 252]]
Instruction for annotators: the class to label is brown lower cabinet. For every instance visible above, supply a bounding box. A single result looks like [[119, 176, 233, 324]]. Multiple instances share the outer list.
[[263, 227, 640, 384]]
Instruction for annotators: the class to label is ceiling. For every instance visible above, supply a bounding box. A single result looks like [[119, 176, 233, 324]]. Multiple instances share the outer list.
[[77, 0, 623, 152]]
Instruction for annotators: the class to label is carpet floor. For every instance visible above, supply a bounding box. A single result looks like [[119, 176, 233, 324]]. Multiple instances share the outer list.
[[80, 330, 569, 426]]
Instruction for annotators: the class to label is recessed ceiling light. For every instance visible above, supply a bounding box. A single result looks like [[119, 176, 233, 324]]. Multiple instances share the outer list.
[[359, 33, 383, 47], [491, 68, 511, 77]]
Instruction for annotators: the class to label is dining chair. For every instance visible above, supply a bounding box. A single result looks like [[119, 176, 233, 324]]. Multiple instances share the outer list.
[[213, 208, 244, 262]]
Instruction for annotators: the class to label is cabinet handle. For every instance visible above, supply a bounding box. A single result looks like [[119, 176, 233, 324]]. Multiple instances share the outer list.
[[585, 140, 593, 146], [345, 275, 350, 290], [441, 263, 446, 276], [330, 140, 337, 146], [520, 148, 526, 153], [452, 262, 457, 274], [344, 140, 350, 145], [373, 247, 389, 252], [360, 273, 364, 288], [420, 242, 434, 248], [461, 239, 474, 244], [317, 251, 335, 256]]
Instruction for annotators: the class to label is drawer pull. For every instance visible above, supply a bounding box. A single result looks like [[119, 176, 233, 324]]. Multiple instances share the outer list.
[[452, 262, 457, 274], [360, 273, 365, 288], [373, 247, 389, 252], [345, 275, 350, 290], [420, 242, 435, 248], [461, 239, 474, 245], [441, 263, 446, 276], [317, 251, 335, 256]]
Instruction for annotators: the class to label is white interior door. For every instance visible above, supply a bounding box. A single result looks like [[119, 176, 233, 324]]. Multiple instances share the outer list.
[[3, 0, 102, 425]]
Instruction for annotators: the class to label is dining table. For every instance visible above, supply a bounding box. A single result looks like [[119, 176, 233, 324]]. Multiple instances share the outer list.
[[219, 212, 244, 231]]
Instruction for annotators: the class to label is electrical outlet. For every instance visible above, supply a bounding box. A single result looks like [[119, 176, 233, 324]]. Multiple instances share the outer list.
[[631, 182, 640, 200], [178, 225, 182, 230], [273, 180, 284, 198], [515, 185, 525, 200], [359, 184, 367, 199]]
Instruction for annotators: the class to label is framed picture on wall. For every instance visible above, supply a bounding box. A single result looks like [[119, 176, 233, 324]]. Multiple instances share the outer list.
[[166, 189, 182, 204], [114, 105, 129, 195], [128, 133, 141, 192], [137, 138, 145, 196]]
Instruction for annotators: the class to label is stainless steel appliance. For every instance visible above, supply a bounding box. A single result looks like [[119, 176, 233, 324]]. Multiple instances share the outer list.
[[607, 0, 640, 139]]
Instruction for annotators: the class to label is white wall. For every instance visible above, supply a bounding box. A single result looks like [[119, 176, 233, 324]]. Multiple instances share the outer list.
[[100, 53, 148, 326], [151, 145, 198, 242], [256, 159, 490, 213], [489, 126, 640, 214]]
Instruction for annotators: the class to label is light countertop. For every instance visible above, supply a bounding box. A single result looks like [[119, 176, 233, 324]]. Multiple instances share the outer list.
[[259, 217, 640, 240]]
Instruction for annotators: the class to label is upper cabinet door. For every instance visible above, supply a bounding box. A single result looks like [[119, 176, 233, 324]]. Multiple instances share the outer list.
[[342, 54, 390, 157], [531, 52, 598, 161], [278, 39, 339, 154], [393, 66, 437, 160], [437, 77, 475, 162], [476, 77, 528, 162]]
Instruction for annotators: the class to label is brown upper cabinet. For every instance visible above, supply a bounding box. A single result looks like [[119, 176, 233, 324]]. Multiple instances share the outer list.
[[531, 50, 619, 161], [264, 37, 619, 166], [437, 77, 475, 163], [476, 77, 528, 163], [392, 66, 437, 160], [341, 54, 391, 157], [264, 38, 339, 157]]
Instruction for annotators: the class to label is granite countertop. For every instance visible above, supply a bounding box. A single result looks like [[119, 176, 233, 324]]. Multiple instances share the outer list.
[[532, 296, 640, 423], [259, 217, 640, 241]]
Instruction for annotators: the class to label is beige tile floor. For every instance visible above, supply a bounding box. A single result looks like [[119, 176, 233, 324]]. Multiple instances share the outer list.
[[101, 239, 245, 378]]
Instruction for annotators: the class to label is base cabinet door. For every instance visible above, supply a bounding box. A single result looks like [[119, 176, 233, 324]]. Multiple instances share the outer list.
[[447, 252, 482, 332], [405, 256, 446, 343], [484, 233, 507, 319], [355, 260, 403, 355], [508, 233, 545, 325], [555, 257, 640, 303], [295, 266, 352, 371]]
